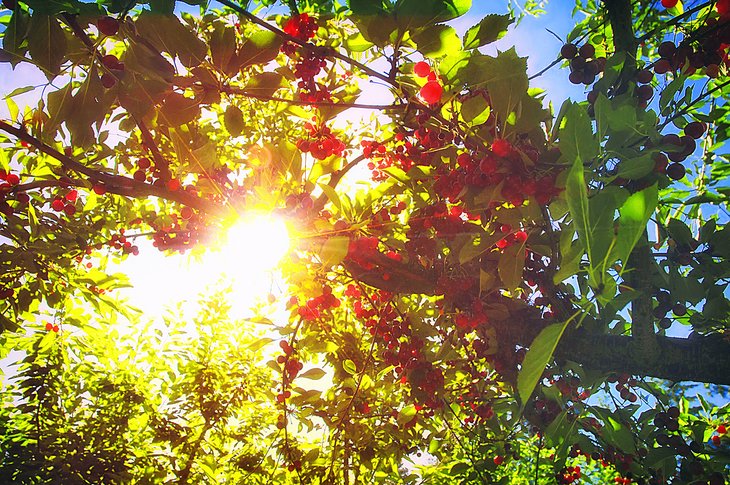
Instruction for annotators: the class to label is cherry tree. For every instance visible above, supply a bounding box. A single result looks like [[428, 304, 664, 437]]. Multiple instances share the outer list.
[[0, 0, 729, 483]]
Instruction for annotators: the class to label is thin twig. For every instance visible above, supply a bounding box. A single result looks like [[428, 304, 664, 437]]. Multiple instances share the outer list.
[[214, 0, 395, 87], [221, 85, 405, 110]]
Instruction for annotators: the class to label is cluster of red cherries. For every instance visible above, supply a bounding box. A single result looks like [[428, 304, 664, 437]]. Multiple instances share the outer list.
[[281, 14, 332, 104], [296, 120, 346, 160]]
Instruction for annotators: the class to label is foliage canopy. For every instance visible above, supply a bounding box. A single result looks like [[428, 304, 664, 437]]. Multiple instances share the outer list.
[[0, 0, 729, 483]]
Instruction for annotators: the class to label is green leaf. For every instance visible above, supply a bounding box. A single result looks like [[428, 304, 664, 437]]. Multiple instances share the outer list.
[[498, 241, 526, 290], [459, 233, 491, 264], [460, 49, 528, 126], [4, 85, 36, 99], [460, 95, 491, 126], [659, 74, 685, 115], [299, 368, 326, 380], [412, 24, 461, 59], [223, 105, 245, 136], [237, 29, 282, 68], [319, 236, 349, 267], [553, 227, 582, 283], [612, 184, 657, 267], [350, 13, 398, 48], [396, 404, 417, 426], [342, 359, 357, 375], [0, 313, 19, 333], [606, 103, 637, 133], [396, 0, 471, 25], [517, 320, 570, 406], [210, 22, 236, 75], [27, 14, 67, 79], [135, 10, 207, 68], [318, 183, 341, 212], [617, 154, 655, 179], [462, 14, 512, 49], [245, 72, 284, 98], [348, 0, 389, 15], [159, 92, 200, 126], [2, 10, 30, 64], [559, 102, 599, 167], [667, 218, 694, 245], [345, 31, 374, 52]]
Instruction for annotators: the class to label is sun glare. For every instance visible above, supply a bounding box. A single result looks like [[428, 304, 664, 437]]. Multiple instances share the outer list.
[[114, 214, 291, 321], [207, 214, 291, 275]]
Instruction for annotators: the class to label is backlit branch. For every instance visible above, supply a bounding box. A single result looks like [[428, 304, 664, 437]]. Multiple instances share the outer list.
[[0, 120, 218, 213], [221, 85, 406, 110]]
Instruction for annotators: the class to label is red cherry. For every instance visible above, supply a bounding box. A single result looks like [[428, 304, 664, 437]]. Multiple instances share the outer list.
[[51, 198, 65, 212], [97, 16, 119, 36], [5, 173, 19, 185], [180, 206, 193, 220], [92, 184, 107, 195], [414, 61, 431, 78], [101, 54, 120, 70], [166, 179, 180, 191], [52, 325, 59, 333], [493, 455, 504, 466], [65, 189, 78, 202], [101, 73, 117, 89], [491, 138, 512, 158], [419, 81, 443, 105], [45, 322, 53, 331], [63, 204, 76, 216], [560, 43, 578, 59], [718, 424, 727, 434], [661, 0, 678, 8]]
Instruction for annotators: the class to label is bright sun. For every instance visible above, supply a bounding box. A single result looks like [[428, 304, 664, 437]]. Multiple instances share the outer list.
[[113, 213, 291, 320], [206, 214, 291, 275]]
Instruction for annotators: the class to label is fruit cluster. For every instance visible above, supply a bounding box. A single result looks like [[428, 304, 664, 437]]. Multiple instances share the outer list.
[[296, 121, 345, 160], [608, 372, 639, 403], [652, 289, 687, 321], [361, 135, 416, 182], [413, 61, 443, 105], [282, 13, 317, 41], [281, 15, 332, 103], [653, 14, 729, 79], [50, 189, 80, 217], [555, 465, 582, 485], [100, 53, 125, 89], [0, 169, 22, 217], [561, 43, 607, 85], [711, 423, 727, 446], [294, 285, 341, 321]]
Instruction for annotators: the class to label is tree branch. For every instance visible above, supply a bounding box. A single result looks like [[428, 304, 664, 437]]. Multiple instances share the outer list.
[[0, 121, 218, 213], [221, 85, 406, 110], [556, 331, 730, 386], [602, 0, 638, 93]]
